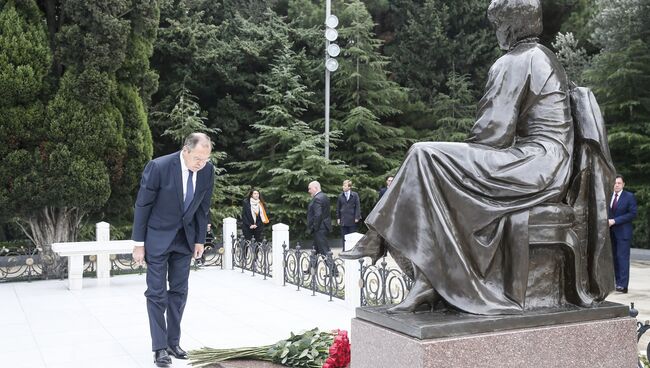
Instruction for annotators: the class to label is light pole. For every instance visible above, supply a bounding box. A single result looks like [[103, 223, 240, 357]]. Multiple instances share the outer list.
[[324, 0, 340, 159]]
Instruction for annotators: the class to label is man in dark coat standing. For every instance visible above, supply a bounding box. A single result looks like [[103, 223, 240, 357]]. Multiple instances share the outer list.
[[608, 174, 638, 293], [377, 175, 393, 201], [307, 181, 332, 257], [336, 179, 361, 248], [132, 133, 215, 367]]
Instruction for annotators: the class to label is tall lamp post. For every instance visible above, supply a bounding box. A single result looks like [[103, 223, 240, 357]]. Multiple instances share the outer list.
[[324, 0, 340, 159]]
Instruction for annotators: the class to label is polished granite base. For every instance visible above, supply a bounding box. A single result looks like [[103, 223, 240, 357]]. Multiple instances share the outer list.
[[351, 314, 637, 368], [355, 301, 630, 339]]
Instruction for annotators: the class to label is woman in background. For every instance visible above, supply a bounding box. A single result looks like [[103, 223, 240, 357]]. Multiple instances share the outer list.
[[241, 189, 269, 241]]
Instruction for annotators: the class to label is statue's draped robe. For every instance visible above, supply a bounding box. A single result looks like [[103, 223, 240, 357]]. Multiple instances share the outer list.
[[366, 43, 576, 314]]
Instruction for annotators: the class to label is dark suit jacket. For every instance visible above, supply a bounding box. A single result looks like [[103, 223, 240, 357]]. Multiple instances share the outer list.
[[608, 190, 637, 240], [307, 191, 331, 234], [378, 187, 387, 200], [336, 191, 361, 226], [132, 151, 215, 256]]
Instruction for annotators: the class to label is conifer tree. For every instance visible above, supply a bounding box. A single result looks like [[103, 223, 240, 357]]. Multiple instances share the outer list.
[[160, 84, 242, 233], [585, 0, 650, 247], [0, 0, 51, 225], [236, 46, 348, 235], [1, 0, 157, 262], [552, 32, 591, 85], [329, 0, 407, 210], [387, 0, 499, 104], [427, 72, 476, 142]]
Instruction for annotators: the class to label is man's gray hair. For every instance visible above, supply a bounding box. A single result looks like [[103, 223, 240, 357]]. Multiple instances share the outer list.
[[184, 132, 212, 151], [309, 181, 322, 191]]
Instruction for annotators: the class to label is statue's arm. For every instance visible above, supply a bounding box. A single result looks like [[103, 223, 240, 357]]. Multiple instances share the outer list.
[[466, 56, 529, 148]]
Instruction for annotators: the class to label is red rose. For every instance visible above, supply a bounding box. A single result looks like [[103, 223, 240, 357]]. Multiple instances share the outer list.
[[322, 330, 351, 368]]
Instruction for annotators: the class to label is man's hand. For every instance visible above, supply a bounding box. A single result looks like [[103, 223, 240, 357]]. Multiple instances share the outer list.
[[337, 219, 341, 225], [608, 219, 615, 227], [250, 225, 257, 229], [132, 245, 145, 266], [355, 219, 359, 223], [194, 244, 204, 259]]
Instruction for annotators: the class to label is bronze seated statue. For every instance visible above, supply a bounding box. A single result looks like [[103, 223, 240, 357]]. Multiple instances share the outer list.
[[341, 0, 616, 315]]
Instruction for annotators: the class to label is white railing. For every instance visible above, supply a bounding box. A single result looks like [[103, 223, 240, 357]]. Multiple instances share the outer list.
[[49, 217, 366, 309], [51, 222, 136, 290]]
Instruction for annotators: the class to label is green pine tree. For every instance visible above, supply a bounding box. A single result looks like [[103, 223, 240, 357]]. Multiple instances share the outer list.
[[552, 32, 591, 85], [427, 72, 476, 142], [386, 0, 499, 104], [329, 0, 408, 210], [584, 0, 650, 247], [235, 47, 348, 235]]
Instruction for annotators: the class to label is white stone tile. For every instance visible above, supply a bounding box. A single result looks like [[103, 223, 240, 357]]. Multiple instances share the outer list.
[[46, 354, 141, 368], [34, 327, 115, 348], [39, 340, 129, 366], [3, 266, 358, 368], [0, 332, 39, 353], [3, 350, 46, 368]]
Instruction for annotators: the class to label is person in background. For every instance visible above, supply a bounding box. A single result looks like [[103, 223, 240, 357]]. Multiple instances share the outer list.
[[377, 175, 394, 201], [608, 175, 638, 293], [205, 224, 214, 246], [307, 181, 331, 256], [196, 224, 214, 266], [241, 189, 269, 242], [336, 179, 361, 248], [307, 181, 335, 275]]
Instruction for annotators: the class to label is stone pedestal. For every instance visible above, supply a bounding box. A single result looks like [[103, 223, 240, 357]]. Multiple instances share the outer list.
[[351, 303, 638, 368]]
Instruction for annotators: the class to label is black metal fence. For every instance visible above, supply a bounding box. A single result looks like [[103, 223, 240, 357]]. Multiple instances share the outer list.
[[0, 242, 224, 283], [231, 235, 272, 278], [282, 242, 345, 301], [1, 236, 413, 309], [359, 257, 413, 307]]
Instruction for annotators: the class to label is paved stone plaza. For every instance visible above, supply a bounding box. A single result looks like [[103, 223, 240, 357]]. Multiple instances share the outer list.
[[0, 267, 353, 368], [0, 258, 647, 368]]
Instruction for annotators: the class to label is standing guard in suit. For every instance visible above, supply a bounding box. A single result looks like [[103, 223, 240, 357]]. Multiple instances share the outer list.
[[608, 174, 638, 293], [131, 133, 215, 367], [336, 179, 362, 248]]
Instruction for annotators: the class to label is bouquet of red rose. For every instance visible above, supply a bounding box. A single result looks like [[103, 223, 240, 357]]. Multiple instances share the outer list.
[[189, 328, 350, 368]]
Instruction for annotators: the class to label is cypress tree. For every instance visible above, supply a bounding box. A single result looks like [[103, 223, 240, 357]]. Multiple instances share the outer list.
[[1, 0, 157, 264]]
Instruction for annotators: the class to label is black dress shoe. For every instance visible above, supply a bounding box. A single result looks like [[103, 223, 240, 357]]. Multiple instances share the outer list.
[[153, 349, 171, 367], [615, 287, 628, 293], [167, 345, 189, 359]]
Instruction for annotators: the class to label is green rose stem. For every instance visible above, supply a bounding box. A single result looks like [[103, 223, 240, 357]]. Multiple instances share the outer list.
[[188, 328, 337, 368]]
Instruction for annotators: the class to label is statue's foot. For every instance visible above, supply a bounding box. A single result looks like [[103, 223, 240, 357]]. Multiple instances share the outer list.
[[339, 230, 386, 265], [387, 280, 440, 314]]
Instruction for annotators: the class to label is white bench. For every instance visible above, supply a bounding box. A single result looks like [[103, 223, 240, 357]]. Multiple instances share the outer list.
[[51, 222, 136, 290]]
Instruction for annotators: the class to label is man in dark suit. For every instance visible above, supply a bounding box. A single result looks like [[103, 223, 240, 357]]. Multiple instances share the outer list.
[[336, 179, 361, 248], [377, 175, 393, 201], [132, 133, 215, 367], [307, 181, 332, 257], [608, 174, 637, 293]]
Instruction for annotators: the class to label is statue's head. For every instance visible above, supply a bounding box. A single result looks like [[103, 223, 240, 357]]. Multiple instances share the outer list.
[[488, 0, 542, 50]]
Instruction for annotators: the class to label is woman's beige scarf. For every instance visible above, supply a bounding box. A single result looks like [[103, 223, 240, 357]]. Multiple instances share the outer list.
[[250, 197, 269, 224]]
